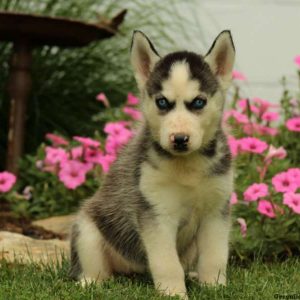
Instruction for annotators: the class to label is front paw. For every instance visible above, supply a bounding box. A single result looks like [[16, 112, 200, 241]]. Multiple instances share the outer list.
[[156, 281, 188, 299], [158, 288, 188, 300], [199, 272, 226, 286]]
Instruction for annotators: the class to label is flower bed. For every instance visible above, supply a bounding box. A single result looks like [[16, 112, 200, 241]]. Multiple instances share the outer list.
[[1, 57, 300, 260]]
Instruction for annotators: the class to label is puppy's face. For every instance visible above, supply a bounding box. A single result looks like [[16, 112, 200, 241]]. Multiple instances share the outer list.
[[131, 31, 235, 155]]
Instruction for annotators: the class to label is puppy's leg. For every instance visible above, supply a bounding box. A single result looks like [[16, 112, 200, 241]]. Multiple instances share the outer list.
[[74, 212, 112, 284], [197, 214, 230, 285], [141, 219, 187, 299]]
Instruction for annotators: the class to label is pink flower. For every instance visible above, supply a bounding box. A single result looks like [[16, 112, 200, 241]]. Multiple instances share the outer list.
[[253, 97, 277, 115], [261, 111, 279, 122], [256, 125, 278, 136], [45, 133, 69, 147], [230, 192, 238, 205], [105, 136, 120, 155], [58, 160, 87, 189], [70, 146, 84, 160], [96, 92, 110, 107], [0, 171, 17, 193], [97, 154, 116, 173], [73, 136, 100, 148], [123, 106, 142, 120], [294, 55, 300, 68], [237, 218, 247, 237], [104, 122, 129, 136], [84, 147, 103, 164], [228, 136, 240, 157], [272, 172, 298, 193], [104, 122, 133, 153], [287, 168, 300, 186], [240, 137, 268, 154], [264, 145, 287, 163], [127, 93, 140, 105], [232, 70, 247, 81], [226, 109, 249, 124], [257, 200, 276, 218], [283, 193, 300, 214], [286, 117, 300, 132], [238, 98, 259, 115], [45, 147, 68, 165], [244, 183, 269, 202]]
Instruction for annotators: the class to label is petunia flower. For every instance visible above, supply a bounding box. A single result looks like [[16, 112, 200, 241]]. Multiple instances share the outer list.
[[123, 106, 142, 120], [230, 192, 238, 205], [96, 92, 110, 107], [238, 98, 260, 115], [232, 70, 247, 81], [239, 137, 268, 154], [294, 55, 300, 68], [287, 168, 300, 187], [0, 171, 17, 193], [286, 117, 300, 132], [272, 172, 298, 193], [45, 147, 68, 166], [84, 147, 103, 164], [45, 133, 69, 147], [70, 146, 84, 160], [244, 183, 269, 202], [264, 145, 287, 163], [227, 136, 240, 157], [96, 154, 117, 173], [58, 160, 87, 189], [127, 93, 140, 106], [261, 111, 279, 122], [283, 193, 300, 214], [226, 109, 249, 124], [237, 218, 247, 237], [73, 136, 101, 148], [257, 200, 276, 218]]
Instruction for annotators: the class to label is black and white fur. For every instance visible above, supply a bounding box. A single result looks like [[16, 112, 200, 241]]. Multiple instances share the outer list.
[[70, 30, 235, 299]]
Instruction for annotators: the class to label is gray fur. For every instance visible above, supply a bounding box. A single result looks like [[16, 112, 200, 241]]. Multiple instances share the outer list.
[[146, 51, 219, 97], [82, 125, 155, 265]]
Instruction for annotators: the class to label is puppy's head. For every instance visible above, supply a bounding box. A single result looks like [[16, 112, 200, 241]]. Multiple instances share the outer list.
[[130, 30, 235, 155]]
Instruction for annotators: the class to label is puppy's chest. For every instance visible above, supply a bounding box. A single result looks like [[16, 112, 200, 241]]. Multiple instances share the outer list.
[[140, 160, 219, 217]]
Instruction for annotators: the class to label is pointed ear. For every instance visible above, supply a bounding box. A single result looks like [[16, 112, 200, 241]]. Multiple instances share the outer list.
[[130, 30, 160, 89], [205, 30, 235, 89]]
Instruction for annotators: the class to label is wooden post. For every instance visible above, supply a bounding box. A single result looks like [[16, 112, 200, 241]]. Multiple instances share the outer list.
[[6, 39, 32, 174]]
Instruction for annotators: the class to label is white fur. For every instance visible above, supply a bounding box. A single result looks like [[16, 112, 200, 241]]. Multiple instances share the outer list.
[[139, 153, 233, 296], [76, 212, 112, 282]]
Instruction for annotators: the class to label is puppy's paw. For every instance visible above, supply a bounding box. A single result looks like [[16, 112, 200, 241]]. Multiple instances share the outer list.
[[78, 277, 96, 287], [199, 273, 226, 286], [157, 285, 188, 300]]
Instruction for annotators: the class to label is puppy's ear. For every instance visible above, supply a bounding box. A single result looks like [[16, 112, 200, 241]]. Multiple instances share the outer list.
[[131, 31, 160, 89], [205, 30, 235, 90]]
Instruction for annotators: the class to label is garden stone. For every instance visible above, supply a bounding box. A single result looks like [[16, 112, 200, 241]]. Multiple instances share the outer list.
[[0, 231, 69, 265], [32, 215, 75, 238]]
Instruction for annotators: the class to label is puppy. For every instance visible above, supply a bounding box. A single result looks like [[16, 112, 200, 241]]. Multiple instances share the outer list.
[[70, 30, 235, 299]]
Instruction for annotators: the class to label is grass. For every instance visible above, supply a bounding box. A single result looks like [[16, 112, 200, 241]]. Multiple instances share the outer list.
[[0, 257, 300, 300]]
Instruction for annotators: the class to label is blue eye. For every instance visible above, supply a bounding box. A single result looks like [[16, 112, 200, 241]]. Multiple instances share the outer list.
[[190, 97, 207, 110], [156, 97, 171, 110]]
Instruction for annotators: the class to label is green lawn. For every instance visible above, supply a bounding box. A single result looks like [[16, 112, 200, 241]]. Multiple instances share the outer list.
[[0, 258, 300, 300]]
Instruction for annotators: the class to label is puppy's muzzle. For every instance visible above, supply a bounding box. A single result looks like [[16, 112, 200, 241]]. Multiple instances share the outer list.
[[170, 133, 189, 152]]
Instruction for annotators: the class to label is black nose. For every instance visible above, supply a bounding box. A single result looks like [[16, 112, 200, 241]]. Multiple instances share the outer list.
[[173, 134, 189, 151]]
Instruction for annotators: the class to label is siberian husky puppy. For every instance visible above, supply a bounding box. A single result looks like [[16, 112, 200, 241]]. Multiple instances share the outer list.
[[70, 30, 235, 299]]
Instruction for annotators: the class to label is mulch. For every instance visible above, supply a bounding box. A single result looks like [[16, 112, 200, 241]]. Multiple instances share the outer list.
[[0, 202, 64, 240]]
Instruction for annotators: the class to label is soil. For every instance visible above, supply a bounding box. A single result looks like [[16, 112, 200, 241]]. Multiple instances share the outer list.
[[0, 202, 65, 240]]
